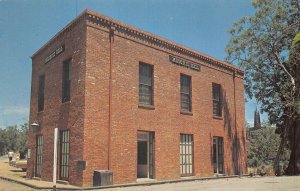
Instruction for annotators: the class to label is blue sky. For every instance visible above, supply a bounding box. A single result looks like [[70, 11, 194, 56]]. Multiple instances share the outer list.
[[0, 0, 267, 128]]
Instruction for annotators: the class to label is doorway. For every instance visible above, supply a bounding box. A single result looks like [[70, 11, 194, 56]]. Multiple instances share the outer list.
[[137, 131, 154, 179], [35, 135, 43, 177], [180, 134, 194, 176], [213, 137, 224, 174]]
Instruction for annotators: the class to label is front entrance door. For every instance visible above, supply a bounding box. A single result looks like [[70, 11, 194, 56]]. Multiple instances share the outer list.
[[213, 137, 224, 174], [137, 131, 154, 179]]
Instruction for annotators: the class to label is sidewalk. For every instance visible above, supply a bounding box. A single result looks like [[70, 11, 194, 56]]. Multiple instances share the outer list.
[[0, 159, 79, 190], [1, 157, 299, 191], [0, 156, 242, 190], [0, 158, 243, 191]]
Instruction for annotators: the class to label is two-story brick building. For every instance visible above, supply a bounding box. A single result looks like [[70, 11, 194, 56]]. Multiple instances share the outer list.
[[27, 9, 246, 187]]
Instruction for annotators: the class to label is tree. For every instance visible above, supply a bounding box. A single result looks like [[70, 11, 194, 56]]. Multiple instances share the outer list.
[[226, 0, 300, 175], [284, 32, 300, 175], [18, 123, 28, 159], [0, 128, 8, 155], [248, 127, 289, 169], [5, 125, 21, 152], [0, 122, 29, 158]]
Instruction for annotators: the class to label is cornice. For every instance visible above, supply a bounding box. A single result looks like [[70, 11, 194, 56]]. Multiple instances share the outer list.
[[84, 9, 244, 77], [32, 9, 244, 77]]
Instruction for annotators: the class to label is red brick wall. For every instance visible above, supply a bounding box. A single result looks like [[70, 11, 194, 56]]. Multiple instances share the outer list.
[[28, 10, 246, 187], [82, 22, 246, 184], [27, 16, 87, 186], [81, 25, 111, 186]]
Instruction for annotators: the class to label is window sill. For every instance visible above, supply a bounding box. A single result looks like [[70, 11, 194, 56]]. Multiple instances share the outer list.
[[138, 104, 155, 110], [180, 175, 196, 178], [37, 111, 44, 115], [62, 100, 71, 105], [213, 116, 223, 120], [180, 110, 193, 116]]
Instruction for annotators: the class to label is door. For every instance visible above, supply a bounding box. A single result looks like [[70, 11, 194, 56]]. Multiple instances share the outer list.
[[35, 135, 43, 177], [137, 131, 155, 179], [180, 134, 194, 176], [213, 137, 224, 174], [60, 130, 70, 180]]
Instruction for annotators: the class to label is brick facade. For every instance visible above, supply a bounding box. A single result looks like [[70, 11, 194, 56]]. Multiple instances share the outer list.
[[27, 9, 246, 187]]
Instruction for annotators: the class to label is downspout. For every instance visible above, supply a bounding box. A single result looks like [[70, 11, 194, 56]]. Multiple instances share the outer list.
[[233, 71, 239, 174], [233, 71, 237, 136], [108, 26, 115, 170]]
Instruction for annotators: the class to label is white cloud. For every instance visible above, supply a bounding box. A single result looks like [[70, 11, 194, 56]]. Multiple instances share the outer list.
[[1, 105, 29, 115]]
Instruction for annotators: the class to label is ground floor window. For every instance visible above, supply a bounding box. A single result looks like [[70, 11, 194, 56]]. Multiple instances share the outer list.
[[35, 135, 43, 177], [137, 131, 155, 179], [213, 137, 224, 174], [180, 134, 194, 176], [60, 130, 70, 180]]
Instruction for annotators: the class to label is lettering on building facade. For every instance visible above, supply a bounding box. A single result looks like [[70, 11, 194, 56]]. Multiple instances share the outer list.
[[169, 55, 201, 71], [44, 45, 65, 64]]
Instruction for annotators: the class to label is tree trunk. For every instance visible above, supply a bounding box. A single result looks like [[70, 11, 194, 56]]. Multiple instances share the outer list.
[[285, 119, 300, 175], [274, 135, 285, 176]]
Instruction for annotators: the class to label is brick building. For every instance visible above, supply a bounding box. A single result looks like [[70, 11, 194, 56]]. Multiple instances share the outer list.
[[27, 9, 247, 186]]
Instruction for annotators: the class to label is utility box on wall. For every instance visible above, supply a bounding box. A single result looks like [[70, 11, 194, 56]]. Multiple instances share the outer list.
[[93, 170, 113, 186]]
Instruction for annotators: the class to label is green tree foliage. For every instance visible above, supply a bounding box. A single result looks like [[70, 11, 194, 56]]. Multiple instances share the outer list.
[[0, 122, 29, 158], [226, 0, 300, 174], [18, 123, 29, 158], [226, 0, 299, 123], [248, 127, 289, 168]]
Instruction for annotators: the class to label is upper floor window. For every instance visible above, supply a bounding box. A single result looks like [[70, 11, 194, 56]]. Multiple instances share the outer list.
[[180, 74, 192, 112], [139, 63, 153, 105], [212, 83, 222, 117], [62, 59, 72, 103], [38, 75, 45, 112]]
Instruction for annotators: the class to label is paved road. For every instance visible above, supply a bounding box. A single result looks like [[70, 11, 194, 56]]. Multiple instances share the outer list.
[[0, 176, 299, 191], [100, 176, 300, 191]]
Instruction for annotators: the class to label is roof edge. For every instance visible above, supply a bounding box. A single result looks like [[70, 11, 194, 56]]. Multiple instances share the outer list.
[[31, 9, 244, 75], [85, 9, 243, 74]]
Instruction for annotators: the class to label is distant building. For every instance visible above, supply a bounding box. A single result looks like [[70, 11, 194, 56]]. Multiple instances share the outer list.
[[254, 108, 261, 130], [27, 9, 246, 186]]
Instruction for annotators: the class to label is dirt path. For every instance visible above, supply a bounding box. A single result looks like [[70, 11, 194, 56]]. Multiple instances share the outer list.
[[0, 179, 40, 191]]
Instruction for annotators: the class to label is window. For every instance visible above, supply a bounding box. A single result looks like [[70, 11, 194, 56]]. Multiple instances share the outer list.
[[180, 74, 191, 112], [38, 75, 45, 112], [213, 83, 222, 117], [139, 63, 153, 105], [35, 135, 43, 177], [60, 130, 70, 180], [180, 134, 194, 176], [62, 59, 72, 103]]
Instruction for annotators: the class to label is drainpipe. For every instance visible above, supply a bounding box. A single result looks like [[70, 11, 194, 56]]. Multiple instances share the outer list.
[[233, 71, 239, 174], [108, 26, 115, 170], [233, 71, 237, 134]]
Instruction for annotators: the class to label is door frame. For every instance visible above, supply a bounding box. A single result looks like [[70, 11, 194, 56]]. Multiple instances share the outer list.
[[35, 135, 43, 177], [213, 136, 224, 175], [137, 131, 155, 179], [180, 134, 194, 177]]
